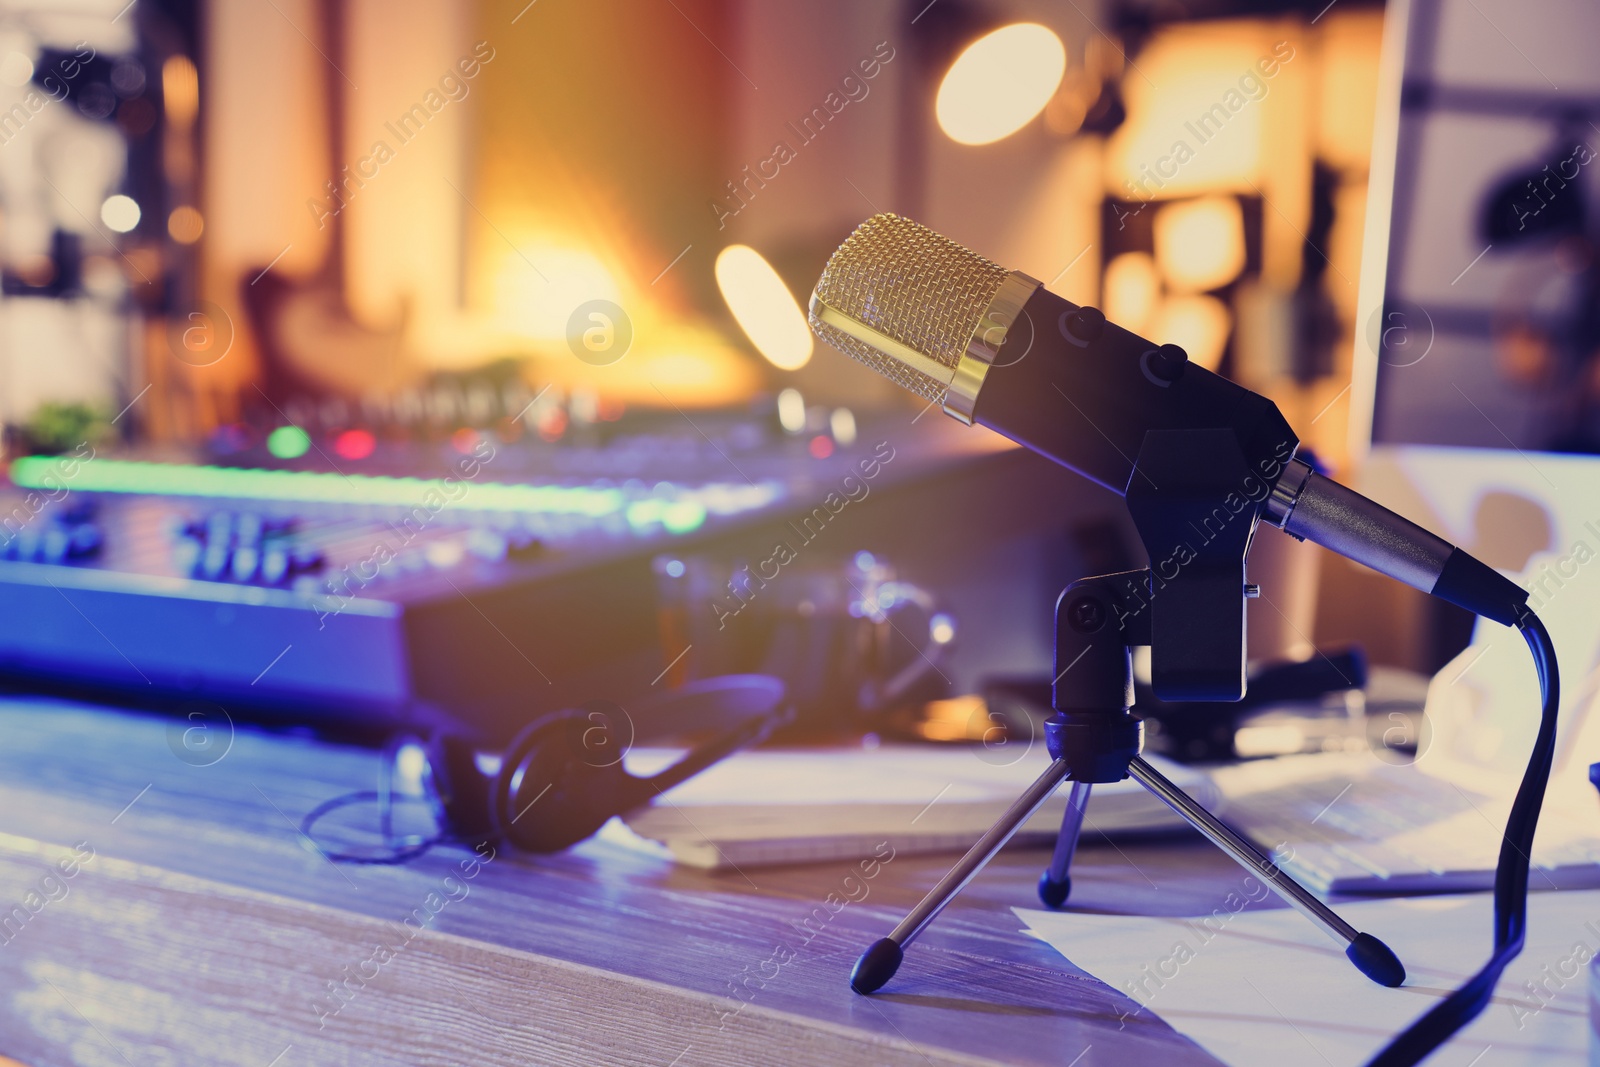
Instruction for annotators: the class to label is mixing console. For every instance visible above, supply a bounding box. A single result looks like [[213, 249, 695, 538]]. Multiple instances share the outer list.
[[0, 414, 1008, 742]]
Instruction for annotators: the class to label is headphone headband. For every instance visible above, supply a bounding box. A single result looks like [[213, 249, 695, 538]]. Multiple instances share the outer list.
[[430, 675, 789, 854]]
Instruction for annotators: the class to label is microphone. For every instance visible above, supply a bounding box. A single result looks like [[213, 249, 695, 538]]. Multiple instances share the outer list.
[[809, 213, 1525, 630]]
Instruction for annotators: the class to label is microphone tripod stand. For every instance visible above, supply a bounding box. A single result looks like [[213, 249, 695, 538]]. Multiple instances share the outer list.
[[851, 566, 1405, 994], [850, 430, 1407, 996]]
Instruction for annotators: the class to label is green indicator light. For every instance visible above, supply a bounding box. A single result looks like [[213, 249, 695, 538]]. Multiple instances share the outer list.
[[662, 501, 707, 534], [626, 500, 664, 530], [267, 426, 311, 459], [7, 457, 631, 520]]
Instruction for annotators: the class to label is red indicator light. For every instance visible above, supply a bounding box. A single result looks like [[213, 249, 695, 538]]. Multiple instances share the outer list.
[[333, 429, 376, 460]]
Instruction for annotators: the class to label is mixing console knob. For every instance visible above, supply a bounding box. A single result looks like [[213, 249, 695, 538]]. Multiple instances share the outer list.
[[206, 512, 233, 544], [200, 541, 231, 581], [40, 527, 69, 564], [173, 536, 201, 574], [236, 512, 264, 546], [13, 527, 39, 561], [231, 545, 260, 582], [67, 523, 102, 559], [467, 529, 508, 563], [260, 545, 290, 585]]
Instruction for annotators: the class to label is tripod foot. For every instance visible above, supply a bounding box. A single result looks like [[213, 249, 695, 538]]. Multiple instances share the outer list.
[[1346, 932, 1406, 987], [1128, 757, 1409, 987], [851, 938, 904, 994], [845, 758, 1074, 994], [1037, 780, 1090, 910], [1037, 871, 1071, 908]]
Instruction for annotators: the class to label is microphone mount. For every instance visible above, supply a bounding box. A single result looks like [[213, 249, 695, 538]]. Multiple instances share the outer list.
[[1124, 426, 1274, 702]]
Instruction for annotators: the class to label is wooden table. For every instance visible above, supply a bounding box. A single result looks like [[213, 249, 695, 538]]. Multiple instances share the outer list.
[[0, 696, 1253, 1066]]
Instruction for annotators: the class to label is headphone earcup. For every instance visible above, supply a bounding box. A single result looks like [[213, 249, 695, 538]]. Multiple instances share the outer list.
[[481, 679, 785, 854], [490, 710, 641, 853], [425, 730, 499, 845]]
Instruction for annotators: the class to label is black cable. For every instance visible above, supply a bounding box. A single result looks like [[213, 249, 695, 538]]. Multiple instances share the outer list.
[[299, 789, 444, 865], [1367, 607, 1559, 1066]]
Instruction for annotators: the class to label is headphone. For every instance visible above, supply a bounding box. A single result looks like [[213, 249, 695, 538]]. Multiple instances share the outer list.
[[424, 674, 790, 853]]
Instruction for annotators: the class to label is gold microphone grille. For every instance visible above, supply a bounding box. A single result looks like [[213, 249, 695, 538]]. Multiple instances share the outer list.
[[809, 214, 1009, 404]]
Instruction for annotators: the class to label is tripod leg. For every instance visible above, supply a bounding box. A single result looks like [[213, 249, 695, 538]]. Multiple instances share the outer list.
[[851, 757, 1073, 994], [1038, 781, 1092, 908], [1127, 756, 1405, 987]]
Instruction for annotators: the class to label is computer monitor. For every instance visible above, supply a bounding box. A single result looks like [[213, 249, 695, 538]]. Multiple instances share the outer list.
[[1351, 0, 1600, 457], [1351, 0, 1600, 794]]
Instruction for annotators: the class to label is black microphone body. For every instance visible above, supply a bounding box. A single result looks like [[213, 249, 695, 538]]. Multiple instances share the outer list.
[[809, 214, 1527, 682], [973, 286, 1297, 498]]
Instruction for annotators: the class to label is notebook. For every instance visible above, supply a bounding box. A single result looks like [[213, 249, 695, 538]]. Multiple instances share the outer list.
[[618, 743, 1219, 870]]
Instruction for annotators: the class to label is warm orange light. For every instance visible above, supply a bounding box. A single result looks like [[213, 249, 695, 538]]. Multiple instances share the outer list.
[[777, 387, 806, 433], [1103, 28, 1276, 200], [1154, 196, 1245, 294], [631, 344, 758, 405], [1317, 12, 1384, 170], [521, 320, 759, 409], [162, 55, 198, 130], [1152, 294, 1231, 370], [168, 205, 204, 244], [1103, 252, 1160, 336], [495, 245, 623, 343], [714, 244, 812, 371], [936, 23, 1067, 146]]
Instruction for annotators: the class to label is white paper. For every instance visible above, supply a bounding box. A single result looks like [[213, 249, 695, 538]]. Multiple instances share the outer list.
[[1015, 890, 1600, 1065]]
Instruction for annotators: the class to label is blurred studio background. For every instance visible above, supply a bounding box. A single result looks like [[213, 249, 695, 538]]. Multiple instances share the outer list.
[[0, 0, 1590, 761]]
